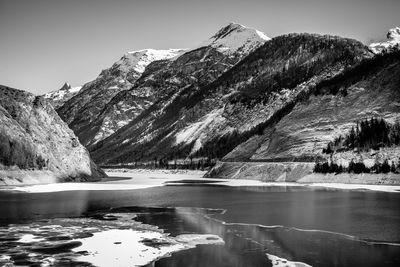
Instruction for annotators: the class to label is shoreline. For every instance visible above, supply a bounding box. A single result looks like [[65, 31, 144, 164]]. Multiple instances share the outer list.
[[206, 161, 400, 185], [0, 168, 399, 193]]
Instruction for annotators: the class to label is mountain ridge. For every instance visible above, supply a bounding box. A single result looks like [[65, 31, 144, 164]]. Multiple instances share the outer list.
[[89, 32, 372, 164], [62, 23, 269, 147], [48, 25, 399, 182]]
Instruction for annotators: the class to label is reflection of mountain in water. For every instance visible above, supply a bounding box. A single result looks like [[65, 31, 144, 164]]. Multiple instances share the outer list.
[[0, 205, 399, 266]]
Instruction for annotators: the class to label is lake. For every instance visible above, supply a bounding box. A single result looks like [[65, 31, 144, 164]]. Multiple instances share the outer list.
[[0, 181, 399, 266]]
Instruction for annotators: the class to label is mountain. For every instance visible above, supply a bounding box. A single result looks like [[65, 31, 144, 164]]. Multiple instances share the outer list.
[[43, 82, 82, 108], [209, 51, 400, 180], [0, 85, 105, 184], [369, 27, 400, 53], [68, 23, 270, 146], [89, 33, 372, 165], [56, 48, 186, 139], [224, 51, 400, 161]]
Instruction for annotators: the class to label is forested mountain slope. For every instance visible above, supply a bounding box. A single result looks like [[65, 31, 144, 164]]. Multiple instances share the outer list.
[[225, 51, 400, 162]]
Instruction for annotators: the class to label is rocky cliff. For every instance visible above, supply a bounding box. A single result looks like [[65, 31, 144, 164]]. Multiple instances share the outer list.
[[0, 85, 106, 184]]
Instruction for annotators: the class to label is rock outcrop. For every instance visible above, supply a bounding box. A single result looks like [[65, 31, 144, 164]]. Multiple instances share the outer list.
[[0, 85, 106, 184]]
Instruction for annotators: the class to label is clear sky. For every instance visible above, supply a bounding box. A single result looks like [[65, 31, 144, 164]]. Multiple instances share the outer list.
[[1, 0, 399, 95]]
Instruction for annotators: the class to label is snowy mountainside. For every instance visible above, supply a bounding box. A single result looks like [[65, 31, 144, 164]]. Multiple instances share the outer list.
[[77, 23, 270, 146], [89, 33, 372, 164], [120, 49, 186, 73], [369, 27, 400, 53], [56, 48, 185, 144]]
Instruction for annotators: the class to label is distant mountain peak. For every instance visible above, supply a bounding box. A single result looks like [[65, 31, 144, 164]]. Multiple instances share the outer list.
[[198, 23, 270, 55], [43, 83, 82, 108], [369, 26, 400, 53], [387, 27, 400, 40], [60, 82, 71, 91]]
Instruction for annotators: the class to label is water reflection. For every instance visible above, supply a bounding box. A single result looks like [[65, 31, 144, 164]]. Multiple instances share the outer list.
[[0, 191, 89, 224], [132, 207, 400, 267], [0, 185, 399, 266]]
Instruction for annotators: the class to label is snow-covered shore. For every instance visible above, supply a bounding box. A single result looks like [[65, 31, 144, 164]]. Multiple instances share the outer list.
[[1, 168, 399, 193]]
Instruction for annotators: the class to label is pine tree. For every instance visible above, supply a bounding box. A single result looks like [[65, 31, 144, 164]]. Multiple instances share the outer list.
[[382, 160, 391, 173], [390, 161, 397, 173]]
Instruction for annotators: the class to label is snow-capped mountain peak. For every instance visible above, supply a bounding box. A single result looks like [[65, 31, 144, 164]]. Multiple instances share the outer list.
[[387, 27, 400, 40], [43, 82, 82, 108], [114, 48, 187, 73], [198, 22, 270, 55], [369, 27, 400, 53]]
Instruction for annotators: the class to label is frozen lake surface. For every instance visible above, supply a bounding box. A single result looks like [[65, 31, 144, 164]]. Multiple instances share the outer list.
[[0, 170, 399, 266]]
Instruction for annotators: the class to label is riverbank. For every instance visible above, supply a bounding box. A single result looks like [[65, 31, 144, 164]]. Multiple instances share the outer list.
[[1, 168, 399, 193], [206, 161, 400, 185]]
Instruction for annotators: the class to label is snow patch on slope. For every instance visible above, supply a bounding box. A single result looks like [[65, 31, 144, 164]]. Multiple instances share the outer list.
[[175, 108, 226, 152], [115, 48, 186, 73]]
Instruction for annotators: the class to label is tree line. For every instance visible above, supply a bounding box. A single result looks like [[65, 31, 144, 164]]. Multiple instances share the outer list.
[[103, 157, 216, 171], [323, 118, 400, 153], [315, 117, 400, 174], [314, 159, 399, 174]]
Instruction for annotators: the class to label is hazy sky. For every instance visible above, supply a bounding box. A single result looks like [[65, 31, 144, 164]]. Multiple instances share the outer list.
[[1, 0, 399, 94]]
